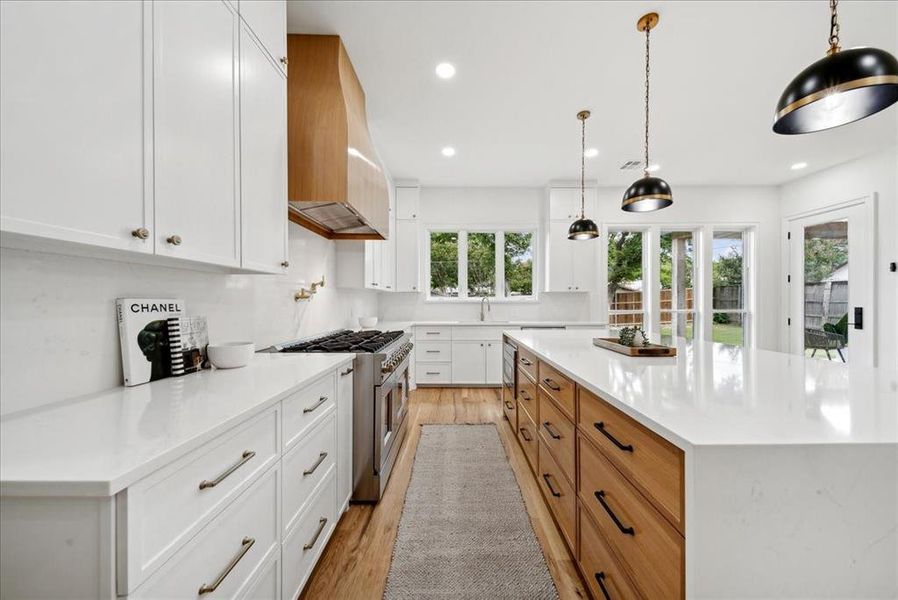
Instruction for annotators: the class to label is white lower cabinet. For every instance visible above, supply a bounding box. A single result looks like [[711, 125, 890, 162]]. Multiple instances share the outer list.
[[282, 470, 337, 600], [244, 555, 281, 600], [451, 341, 487, 384], [336, 365, 354, 513], [485, 341, 503, 385], [415, 326, 514, 386]]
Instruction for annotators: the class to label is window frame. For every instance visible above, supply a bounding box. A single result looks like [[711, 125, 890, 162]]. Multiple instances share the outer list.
[[710, 227, 752, 347], [604, 226, 649, 328], [424, 226, 539, 303]]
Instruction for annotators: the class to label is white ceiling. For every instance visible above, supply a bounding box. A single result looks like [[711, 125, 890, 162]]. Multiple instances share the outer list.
[[287, 1, 898, 187]]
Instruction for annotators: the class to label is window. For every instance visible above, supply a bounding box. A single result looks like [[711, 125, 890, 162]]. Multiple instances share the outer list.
[[427, 229, 536, 300], [607, 230, 645, 326], [712, 230, 747, 346], [660, 231, 696, 340]]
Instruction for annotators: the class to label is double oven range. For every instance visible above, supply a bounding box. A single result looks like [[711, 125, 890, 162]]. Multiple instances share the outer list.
[[268, 329, 413, 502]]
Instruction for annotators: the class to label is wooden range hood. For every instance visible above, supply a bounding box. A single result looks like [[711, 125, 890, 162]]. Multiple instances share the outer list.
[[287, 35, 389, 240]]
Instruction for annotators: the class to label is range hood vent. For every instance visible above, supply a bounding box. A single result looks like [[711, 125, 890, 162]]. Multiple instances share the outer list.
[[287, 35, 389, 240]]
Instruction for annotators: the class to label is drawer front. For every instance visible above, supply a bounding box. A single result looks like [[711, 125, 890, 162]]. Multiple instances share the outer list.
[[416, 362, 451, 384], [283, 470, 338, 600], [537, 439, 576, 554], [451, 326, 505, 341], [579, 506, 642, 600], [516, 368, 538, 423], [502, 386, 517, 433], [516, 406, 539, 474], [244, 555, 280, 600], [415, 326, 452, 341], [538, 361, 575, 420], [130, 465, 280, 599], [537, 392, 575, 485], [416, 340, 451, 362], [282, 413, 337, 534], [282, 371, 336, 451], [578, 434, 684, 600], [579, 387, 684, 532], [518, 346, 538, 381], [123, 408, 278, 591]]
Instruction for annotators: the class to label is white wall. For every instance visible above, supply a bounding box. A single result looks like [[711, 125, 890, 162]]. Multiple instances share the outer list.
[[0, 223, 378, 415], [778, 147, 898, 370], [378, 185, 783, 350]]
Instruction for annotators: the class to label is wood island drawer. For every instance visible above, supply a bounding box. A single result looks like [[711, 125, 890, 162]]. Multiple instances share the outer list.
[[578, 387, 684, 532], [537, 439, 576, 554], [579, 506, 642, 600], [516, 406, 539, 474], [517, 368, 538, 423], [578, 434, 684, 600], [502, 386, 517, 433], [282, 371, 336, 451], [537, 361, 575, 420], [119, 408, 279, 592], [282, 413, 337, 534], [518, 346, 537, 381], [129, 465, 280, 599], [416, 340, 451, 362], [537, 392, 575, 485], [415, 326, 452, 341]]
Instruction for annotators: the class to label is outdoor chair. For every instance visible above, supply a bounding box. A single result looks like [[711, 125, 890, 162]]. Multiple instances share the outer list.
[[804, 328, 846, 362]]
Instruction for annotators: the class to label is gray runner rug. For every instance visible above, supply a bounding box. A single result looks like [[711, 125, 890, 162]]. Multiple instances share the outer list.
[[383, 424, 559, 599]]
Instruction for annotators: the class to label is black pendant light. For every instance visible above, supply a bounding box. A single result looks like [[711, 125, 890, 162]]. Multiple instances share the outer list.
[[622, 13, 672, 213], [774, 0, 898, 134], [568, 110, 599, 241]]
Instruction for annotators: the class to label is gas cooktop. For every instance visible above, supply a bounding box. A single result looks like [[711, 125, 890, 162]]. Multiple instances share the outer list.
[[279, 329, 404, 354]]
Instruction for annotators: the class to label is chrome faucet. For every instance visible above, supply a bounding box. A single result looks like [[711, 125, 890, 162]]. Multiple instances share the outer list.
[[480, 297, 491, 322]]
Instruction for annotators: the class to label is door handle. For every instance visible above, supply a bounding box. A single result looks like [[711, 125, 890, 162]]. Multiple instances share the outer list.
[[849, 306, 863, 330]]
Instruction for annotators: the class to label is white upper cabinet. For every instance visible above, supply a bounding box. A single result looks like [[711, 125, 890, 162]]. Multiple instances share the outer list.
[[153, 0, 241, 268], [381, 234, 396, 291], [238, 0, 286, 71], [547, 221, 574, 291], [0, 0, 150, 252], [549, 187, 597, 221], [240, 24, 288, 273], [396, 187, 420, 220], [395, 219, 420, 292]]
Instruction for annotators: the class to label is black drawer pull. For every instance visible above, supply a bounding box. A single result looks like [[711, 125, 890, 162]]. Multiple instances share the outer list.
[[542, 473, 562, 497], [542, 377, 562, 391], [519, 357, 533, 366], [594, 572, 612, 600], [519, 427, 533, 442], [542, 421, 562, 439], [594, 490, 635, 535], [594, 422, 634, 452], [303, 451, 328, 476], [504, 400, 514, 410], [519, 390, 531, 401]]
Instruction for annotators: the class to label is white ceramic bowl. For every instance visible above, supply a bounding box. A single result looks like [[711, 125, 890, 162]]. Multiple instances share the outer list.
[[207, 342, 255, 369], [358, 316, 378, 329]]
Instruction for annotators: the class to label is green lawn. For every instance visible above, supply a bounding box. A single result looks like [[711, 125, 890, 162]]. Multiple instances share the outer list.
[[659, 323, 743, 345]]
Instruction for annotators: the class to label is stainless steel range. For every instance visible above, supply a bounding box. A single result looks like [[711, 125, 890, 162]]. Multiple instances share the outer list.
[[269, 329, 413, 502]]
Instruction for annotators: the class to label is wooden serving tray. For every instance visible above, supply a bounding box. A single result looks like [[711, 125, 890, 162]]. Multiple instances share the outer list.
[[593, 337, 677, 357]]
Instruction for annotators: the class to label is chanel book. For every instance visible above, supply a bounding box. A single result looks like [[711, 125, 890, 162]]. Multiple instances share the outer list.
[[116, 298, 185, 386]]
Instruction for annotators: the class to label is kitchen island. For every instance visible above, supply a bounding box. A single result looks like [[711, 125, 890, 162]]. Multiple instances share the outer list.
[[504, 328, 897, 599]]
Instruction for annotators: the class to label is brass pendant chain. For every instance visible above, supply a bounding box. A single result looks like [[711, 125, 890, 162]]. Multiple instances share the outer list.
[[580, 115, 586, 218], [643, 26, 651, 177], [828, 0, 841, 54]]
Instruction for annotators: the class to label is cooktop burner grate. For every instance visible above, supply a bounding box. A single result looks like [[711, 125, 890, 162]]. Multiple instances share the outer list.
[[281, 330, 404, 354]]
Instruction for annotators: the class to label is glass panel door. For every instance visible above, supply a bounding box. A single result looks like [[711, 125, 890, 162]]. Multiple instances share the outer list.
[[802, 219, 849, 362]]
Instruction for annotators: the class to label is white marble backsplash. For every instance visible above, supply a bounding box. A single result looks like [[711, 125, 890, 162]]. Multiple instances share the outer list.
[[0, 224, 378, 415]]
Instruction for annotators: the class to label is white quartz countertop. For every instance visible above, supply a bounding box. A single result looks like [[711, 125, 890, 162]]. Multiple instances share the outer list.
[[377, 320, 606, 330], [0, 353, 354, 497], [506, 329, 898, 448]]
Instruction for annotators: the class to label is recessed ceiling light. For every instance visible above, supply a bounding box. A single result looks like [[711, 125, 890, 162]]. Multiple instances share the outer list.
[[584, 148, 599, 158], [435, 62, 456, 79], [791, 161, 808, 170], [646, 163, 660, 172], [441, 146, 456, 157]]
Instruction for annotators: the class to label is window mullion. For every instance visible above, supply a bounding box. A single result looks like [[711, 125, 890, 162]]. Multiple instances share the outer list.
[[458, 230, 468, 299], [496, 231, 505, 299]]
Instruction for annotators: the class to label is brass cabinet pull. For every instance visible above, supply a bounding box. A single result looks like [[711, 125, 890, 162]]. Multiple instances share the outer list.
[[198, 536, 255, 594], [303, 517, 328, 550], [594, 490, 635, 536], [542, 473, 562, 497], [340, 367, 354, 376], [281, 260, 290, 268], [542, 421, 562, 440], [425, 350, 441, 353], [595, 422, 634, 452], [131, 227, 149, 240], [303, 452, 328, 476], [167, 234, 182, 246], [594, 572, 612, 600], [198, 450, 255, 490], [519, 427, 532, 442], [504, 401, 514, 410], [519, 357, 533, 366], [424, 331, 440, 335], [303, 396, 328, 414], [279, 56, 289, 66], [425, 371, 440, 375], [542, 377, 562, 391]]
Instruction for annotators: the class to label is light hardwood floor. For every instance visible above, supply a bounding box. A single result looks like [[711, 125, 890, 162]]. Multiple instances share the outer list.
[[299, 387, 589, 600]]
